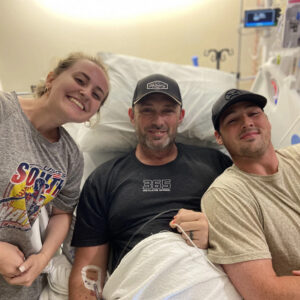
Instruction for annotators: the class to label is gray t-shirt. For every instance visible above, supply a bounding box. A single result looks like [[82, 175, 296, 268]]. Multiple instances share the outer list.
[[0, 91, 83, 299]]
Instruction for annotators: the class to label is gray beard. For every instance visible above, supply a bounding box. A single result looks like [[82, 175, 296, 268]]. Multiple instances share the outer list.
[[145, 136, 172, 151], [136, 130, 176, 151]]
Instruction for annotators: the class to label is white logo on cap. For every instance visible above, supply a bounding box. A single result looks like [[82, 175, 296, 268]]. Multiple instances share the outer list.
[[225, 89, 242, 100], [147, 81, 168, 90]]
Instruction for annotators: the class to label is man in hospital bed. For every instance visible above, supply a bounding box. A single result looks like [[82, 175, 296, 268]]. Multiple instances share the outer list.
[[69, 74, 240, 299]]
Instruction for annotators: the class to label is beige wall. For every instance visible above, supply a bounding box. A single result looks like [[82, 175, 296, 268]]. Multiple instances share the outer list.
[[0, 0, 259, 93]]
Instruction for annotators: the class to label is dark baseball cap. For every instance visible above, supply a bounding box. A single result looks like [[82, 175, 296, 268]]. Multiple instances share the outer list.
[[212, 88, 267, 131], [132, 74, 182, 106]]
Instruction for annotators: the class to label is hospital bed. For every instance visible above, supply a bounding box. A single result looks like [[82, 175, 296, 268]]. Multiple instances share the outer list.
[[41, 3, 300, 297], [41, 50, 300, 299], [39, 51, 239, 299]]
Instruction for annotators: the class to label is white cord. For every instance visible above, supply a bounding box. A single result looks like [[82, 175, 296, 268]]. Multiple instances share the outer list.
[[174, 223, 226, 276]]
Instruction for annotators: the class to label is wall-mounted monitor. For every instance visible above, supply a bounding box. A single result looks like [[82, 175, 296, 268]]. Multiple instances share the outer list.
[[244, 8, 280, 27]]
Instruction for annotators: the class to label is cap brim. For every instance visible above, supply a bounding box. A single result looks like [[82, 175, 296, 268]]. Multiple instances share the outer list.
[[214, 93, 267, 130], [223, 93, 266, 112], [133, 91, 182, 106]]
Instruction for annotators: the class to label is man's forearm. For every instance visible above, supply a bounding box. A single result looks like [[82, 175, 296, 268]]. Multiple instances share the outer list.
[[259, 276, 300, 300], [69, 245, 109, 299], [224, 260, 300, 300], [69, 270, 100, 300]]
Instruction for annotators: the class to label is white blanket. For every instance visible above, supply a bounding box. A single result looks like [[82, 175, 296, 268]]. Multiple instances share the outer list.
[[39, 254, 71, 300], [103, 231, 242, 300]]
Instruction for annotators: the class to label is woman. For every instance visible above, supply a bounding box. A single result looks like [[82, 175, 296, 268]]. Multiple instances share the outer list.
[[0, 52, 110, 299]]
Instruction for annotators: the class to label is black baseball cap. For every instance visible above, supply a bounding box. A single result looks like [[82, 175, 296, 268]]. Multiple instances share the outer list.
[[132, 74, 182, 106], [212, 88, 267, 131]]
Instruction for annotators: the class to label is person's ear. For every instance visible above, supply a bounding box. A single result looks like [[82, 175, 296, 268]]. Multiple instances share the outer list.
[[45, 71, 55, 87], [214, 130, 223, 145], [178, 108, 185, 124], [128, 107, 135, 125]]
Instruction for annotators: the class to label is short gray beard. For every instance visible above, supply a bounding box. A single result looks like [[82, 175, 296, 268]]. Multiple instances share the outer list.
[[145, 135, 172, 151], [135, 127, 175, 151]]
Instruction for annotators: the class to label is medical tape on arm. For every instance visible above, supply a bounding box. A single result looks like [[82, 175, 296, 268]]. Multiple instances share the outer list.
[[81, 265, 101, 299]]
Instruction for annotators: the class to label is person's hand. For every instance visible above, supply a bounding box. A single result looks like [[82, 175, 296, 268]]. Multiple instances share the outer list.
[[169, 208, 208, 249], [292, 270, 300, 276], [0, 241, 25, 278], [3, 252, 49, 287]]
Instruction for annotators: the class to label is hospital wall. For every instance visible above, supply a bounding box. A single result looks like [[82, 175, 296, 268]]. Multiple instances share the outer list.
[[0, 0, 258, 93]]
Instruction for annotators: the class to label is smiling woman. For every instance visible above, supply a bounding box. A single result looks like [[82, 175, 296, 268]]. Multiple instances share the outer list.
[[36, 0, 200, 19], [0, 52, 109, 300]]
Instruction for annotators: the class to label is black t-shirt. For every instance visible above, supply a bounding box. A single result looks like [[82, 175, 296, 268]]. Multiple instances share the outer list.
[[72, 143, 232, 272]]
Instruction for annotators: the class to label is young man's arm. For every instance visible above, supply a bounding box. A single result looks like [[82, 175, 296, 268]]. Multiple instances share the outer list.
[[69, 244, 109, 300], [223, 259, 300, 300]]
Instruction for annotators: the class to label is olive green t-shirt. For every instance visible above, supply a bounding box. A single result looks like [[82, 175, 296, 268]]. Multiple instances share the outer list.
[[202, 144, 300, 276]]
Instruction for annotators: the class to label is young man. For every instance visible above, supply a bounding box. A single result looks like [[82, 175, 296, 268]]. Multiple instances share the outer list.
[[69, 74, 233, 299], [202, 88, 300, 300]]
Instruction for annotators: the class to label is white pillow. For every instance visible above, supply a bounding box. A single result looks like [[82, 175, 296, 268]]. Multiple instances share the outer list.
[[75, 52, 236, 153]]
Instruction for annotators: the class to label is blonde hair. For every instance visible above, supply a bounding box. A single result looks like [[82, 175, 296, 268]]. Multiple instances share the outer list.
[[35, 52, 110, 102]]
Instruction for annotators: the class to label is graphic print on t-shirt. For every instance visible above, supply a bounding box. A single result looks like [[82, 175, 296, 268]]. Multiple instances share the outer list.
[[0, 162, 66, 231], [142, 179, 171, 192]]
